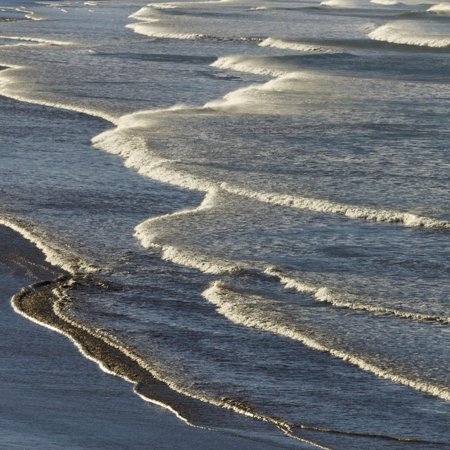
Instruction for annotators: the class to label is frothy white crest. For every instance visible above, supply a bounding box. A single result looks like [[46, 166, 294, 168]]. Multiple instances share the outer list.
[[264, 267, 450, 323], [259, 37, 333, 53], [370, 0, 401, 4], [427, 2, 450, 13], [320, 0, 363, 7], [129, 6, 161, 20], [126, 22, 204, 40], [211, 55, 287, 77], [368, 23, 450, 47], [203, 281, 450, 401], [205, 72, 315, 110]]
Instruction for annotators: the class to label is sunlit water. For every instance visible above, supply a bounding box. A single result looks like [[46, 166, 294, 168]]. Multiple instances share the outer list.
[[0, 0, 449, 447]]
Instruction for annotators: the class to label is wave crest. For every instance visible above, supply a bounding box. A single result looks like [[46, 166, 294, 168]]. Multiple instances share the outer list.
[[368, 23, 450, 48]]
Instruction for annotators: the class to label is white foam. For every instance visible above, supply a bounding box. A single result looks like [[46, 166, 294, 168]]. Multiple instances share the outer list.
[[211, 55, 287, 77], [221, 183, 450, 229], [92, 97, 450, 231], [427, 2, 450, 13], [203, 281, 450, 402], [0, 34, 74, 46], [0, 65, 118, 124], [0, 216, 97, 274], [259, 37, 333, 53], [264, 266, 450, 323], [370, 0, 401, 4], [368, 23, 450, 48], [126, 22, 204, 40], [320, 0, 363, 7]]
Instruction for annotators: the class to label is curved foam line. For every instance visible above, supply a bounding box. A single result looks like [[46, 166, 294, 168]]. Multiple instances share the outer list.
[[134, 207, 450, 325], [126, 22, 204, 40], [259, 37, 334, 53], [211, 55, 288, 77], [203, 281, 450, 402], [265, 267, 450, 324], [0, 216, 96, 274], [0, 34, 74, 46], [0, 65, 119, 124], [91, 96, 450, 231]]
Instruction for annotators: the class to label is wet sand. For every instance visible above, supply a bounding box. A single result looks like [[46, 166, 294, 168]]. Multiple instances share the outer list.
[[0, 225, 300, 449]]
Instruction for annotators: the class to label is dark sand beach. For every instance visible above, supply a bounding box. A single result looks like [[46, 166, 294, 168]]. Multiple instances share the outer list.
[[0, 225, 299, 449]]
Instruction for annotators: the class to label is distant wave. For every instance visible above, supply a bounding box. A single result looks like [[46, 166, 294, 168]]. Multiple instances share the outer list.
[[259, 37, 334, 53], [427, 3, 450, 14], [0, 34, 74, 46], [203, 281, 450, 402], [369, 22, 450, 47], [126, 22, 204, 40], [211, 55, 288, 77], [320, 0, 364, 8], [127, 0, 238, 41]]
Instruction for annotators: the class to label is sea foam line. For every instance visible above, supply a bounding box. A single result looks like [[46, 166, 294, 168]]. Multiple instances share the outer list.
[[134, 206, 450, 325], [0, 64, 119, 124], [0, 34, 74, 46], [49, 282, 330, 448], [203, 281, 450, 402], [0, 216, 96, 274], [91, 101, 450, 231]]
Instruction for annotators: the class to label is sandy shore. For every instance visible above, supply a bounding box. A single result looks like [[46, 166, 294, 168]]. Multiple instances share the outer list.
[[0, 225, 302, 449]]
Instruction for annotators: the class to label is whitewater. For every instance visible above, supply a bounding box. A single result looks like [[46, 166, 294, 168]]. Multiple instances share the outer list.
[[0, 0, 449, 448]]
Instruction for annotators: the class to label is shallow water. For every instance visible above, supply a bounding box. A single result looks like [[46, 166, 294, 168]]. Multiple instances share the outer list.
[[0, 0, 449, 447]]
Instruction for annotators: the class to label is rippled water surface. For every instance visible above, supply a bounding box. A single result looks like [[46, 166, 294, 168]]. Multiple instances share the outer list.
[[0, 0, 449, 447]]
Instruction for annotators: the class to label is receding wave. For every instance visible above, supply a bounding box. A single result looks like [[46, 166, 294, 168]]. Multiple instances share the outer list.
[[134, 209, 450, 324], [10, 272, 332, 448], [203, 281, 450, 402], [0, 65, 118, 124], [265, 267, 450, 324], [0, 215, 97, 273], [368, 22, 450, 48]]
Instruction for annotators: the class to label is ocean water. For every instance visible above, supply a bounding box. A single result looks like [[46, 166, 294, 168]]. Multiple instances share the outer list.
[[0, 0, 449, 447]]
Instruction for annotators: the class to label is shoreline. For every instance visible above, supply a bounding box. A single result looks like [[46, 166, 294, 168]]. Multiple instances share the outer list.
[[0, 224, 304, 449]]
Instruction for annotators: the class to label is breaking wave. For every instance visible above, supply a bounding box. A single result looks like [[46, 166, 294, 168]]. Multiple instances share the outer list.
[[368, 22, 450, 48], [211, 55, 288, 77], [0, 34, 74, 46], [126, 22, 204, 40], [134, 208, 450, 325], [91, 89, 450, 231], [259, 37, 334, 53], [427, 3, 450, 14]]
